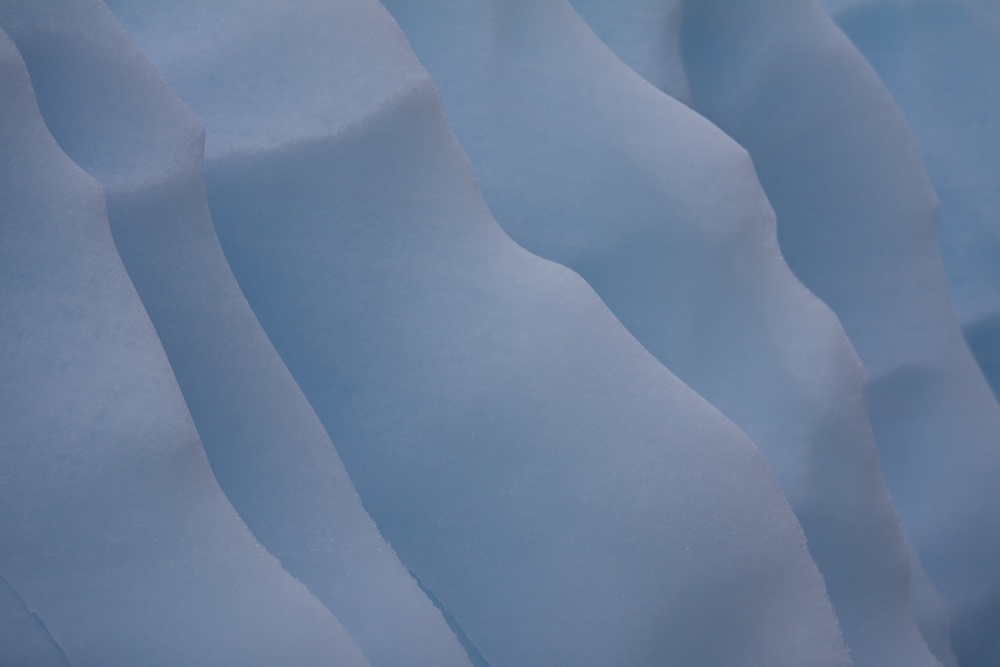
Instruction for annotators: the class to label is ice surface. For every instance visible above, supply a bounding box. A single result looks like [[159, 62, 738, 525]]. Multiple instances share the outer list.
[[6, 0, 996, 663], [381, 1, 937, 665], [106, 1, 854, 665], [675, 1, 1000, 664], [821, 3, 1000, 656], [0, 576, 69, 667], [822, 0, 1000, 413], [571, 0, 691, 103], [905, 539, 961, 667], [0, 3, 470, 665], [0, 25, 369, 667], [821, 0, 1000, 405]]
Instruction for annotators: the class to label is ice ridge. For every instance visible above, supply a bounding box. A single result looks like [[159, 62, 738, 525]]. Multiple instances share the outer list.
[[107, 1, 853, 664]]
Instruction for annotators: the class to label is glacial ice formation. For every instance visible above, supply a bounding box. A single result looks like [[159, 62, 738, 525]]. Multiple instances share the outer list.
[[818, 2, 1000, 657], [379, 1, 938, 665], [0, 576, 68, 667], [574, 3, 1000, 664], [675, 3, 1000, 664], [1, 0, 998, 665], [820, 6, 1000, 375], [0, 25, 368, 666], [0, 3, 470, 664], [102, 1, 856, 665]]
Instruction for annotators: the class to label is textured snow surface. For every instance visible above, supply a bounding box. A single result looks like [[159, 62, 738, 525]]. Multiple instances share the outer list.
[[1, 0, 998, 665]]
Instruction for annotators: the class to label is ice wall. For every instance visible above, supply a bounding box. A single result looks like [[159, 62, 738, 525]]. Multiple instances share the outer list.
[[821, 3, 1000, 655], [0, 25, 368, 667], [104, 1, 854, 665], [571, 0, 691, 103], [676, 1, 1000, 664], [381, 1, 937, 665], [0, 3, 471, 664], [3, 0, 997, 664]]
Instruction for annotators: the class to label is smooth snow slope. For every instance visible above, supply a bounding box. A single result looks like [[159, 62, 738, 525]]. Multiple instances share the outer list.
[[0, 3, 471, 665], [0, 26, 368, 667], [381, 2, 937, 666], [676, 1, 1000, 664], [108, 1, 853, 665]]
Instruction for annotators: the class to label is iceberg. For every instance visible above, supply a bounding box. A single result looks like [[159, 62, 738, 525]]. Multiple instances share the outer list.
[[106, 0, 854, 665], [380, 1, 937, 665], [0, 2, 471, 664], [0, 25, 368, 666]]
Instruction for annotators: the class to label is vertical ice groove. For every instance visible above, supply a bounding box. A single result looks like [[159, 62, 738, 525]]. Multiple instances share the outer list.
[[108, 0, 853, 664], [820, 0, 1000, 519], [0, 3, 471, 665], [382, 1, 938, 666], [904, 538, 960, 667], [819, 2, 1000, 659], [572, 0, 691, 103], [0, 22, 369, 667], [408, 568, 495, 667], [678, 0, 1000, 664]]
